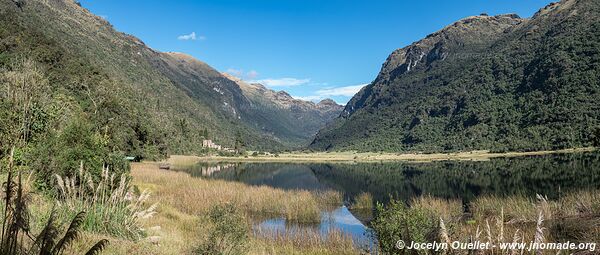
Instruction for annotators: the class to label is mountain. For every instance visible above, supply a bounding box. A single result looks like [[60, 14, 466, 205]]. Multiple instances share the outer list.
[[222, 73, 343, 147], [311, 0, 600, 152], [0, 0, 338, 161]]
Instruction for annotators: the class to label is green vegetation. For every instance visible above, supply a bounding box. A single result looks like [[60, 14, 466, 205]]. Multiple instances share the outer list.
[[311, 0, 600, 152], [593, 127, 600, 147], [371, 200, 438, 255], [1, 151, 108, 255], [0, 0, 334, 177], [2, 0, 599, 254], [372, 192, 600, 254]]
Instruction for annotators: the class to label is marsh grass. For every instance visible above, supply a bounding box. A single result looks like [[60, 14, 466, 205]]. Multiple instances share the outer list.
[[374, 192, 600, 255], [73, 162, 357, 255], [471, 195, 538, 222], [54, 162, 156, 240], [253, 226, 356, 254], [410, 195, 462, 221], [350, 192, 373, 210], [314, 190, 343, 210], [132, 162, 339, 223], [196, 203, 250, 255]]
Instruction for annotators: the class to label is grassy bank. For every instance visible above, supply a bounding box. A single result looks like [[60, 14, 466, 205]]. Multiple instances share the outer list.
[[373, 193, 600, 254], [61, 162, 357, 254], [185, 147, 596, 163], [9, 152, 600, 254]]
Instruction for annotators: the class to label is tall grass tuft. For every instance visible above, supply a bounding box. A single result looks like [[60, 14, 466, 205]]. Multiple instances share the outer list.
[[1, 148, 108, 254], [55, 162, 156, 240], [196, 203, 249, 255]]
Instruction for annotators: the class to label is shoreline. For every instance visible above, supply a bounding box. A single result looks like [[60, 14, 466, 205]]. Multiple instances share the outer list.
[[169, 147, 596, 164]]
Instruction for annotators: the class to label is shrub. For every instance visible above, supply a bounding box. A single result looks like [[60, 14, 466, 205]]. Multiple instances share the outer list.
[[593, 127, 600, 147], [371, 200, 438, 255], [29, 117, 129, 190], [196, 203, 249, 255]]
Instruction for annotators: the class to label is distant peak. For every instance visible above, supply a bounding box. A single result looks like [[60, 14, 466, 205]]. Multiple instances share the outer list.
[[317, 98, 340, 106], [276, 90, 292, 98]]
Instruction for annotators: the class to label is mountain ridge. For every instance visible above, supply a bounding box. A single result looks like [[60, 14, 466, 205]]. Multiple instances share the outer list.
[[311, 0, 600, 152]]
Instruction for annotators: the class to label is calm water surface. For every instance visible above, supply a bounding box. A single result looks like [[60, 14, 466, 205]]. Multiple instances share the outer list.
[[178, 152, 600, 251]]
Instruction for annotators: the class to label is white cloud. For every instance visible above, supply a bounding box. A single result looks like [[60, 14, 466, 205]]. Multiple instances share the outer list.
[[248, 78, 310, 87], [292, 83, 368, 103], [316, 84, 368, 97], [177, 32, 202, 41]]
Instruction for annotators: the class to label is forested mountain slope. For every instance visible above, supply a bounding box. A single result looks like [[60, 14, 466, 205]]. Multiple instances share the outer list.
[[0, 0, 339, 171], [310, 0, 600, 152]]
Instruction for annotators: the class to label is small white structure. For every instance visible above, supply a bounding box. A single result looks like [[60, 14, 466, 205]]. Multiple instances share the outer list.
[[202, 139, 237, 152]]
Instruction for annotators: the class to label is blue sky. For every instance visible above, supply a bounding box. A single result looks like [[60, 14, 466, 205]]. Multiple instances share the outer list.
[[80, 0, 553, 104]]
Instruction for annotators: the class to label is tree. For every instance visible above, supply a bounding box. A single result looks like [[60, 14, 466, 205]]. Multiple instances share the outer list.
[[234, 132, 245, 152], [200, 128, 208, 139]]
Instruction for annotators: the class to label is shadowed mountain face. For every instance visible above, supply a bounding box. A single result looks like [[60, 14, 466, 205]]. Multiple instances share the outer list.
[[311, 0, 600, 152], [0, 0, 341, 155]]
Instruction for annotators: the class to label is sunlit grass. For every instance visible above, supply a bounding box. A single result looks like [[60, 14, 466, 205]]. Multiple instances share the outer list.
[[252, 226, 357, 255], [350, 192, 373, 210], [410, 195, 462, 221], [132, 162, 340, 223]]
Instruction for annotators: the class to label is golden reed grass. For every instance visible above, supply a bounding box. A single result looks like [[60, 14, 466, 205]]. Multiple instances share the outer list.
[[131, 162, 339, 223], [411, 192, 600, 255]]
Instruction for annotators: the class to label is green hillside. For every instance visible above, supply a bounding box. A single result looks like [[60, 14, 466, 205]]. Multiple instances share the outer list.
[[0, 0, 340, 180], [310, 0, 600, 152]]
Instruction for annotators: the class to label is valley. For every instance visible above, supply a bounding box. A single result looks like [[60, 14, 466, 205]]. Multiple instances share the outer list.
[[1, 0, 600, 254]]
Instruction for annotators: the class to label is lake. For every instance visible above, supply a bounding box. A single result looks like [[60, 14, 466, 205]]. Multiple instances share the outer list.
[[177, 152, 600, 252]]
